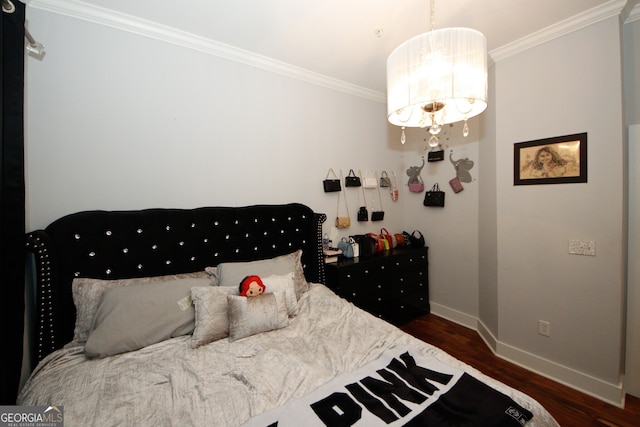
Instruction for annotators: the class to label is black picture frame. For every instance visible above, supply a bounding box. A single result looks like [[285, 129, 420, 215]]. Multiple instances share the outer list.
[[514, 133, 587, 185]]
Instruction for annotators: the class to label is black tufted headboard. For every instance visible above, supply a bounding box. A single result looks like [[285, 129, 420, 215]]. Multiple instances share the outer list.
[[26, 203, 326, 363]]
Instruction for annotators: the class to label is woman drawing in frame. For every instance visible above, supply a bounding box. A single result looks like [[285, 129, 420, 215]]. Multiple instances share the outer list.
[[519, 144, 580, 179]]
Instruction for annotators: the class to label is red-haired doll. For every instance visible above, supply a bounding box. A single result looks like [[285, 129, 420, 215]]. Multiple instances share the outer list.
[[239, 275, 266, 297]]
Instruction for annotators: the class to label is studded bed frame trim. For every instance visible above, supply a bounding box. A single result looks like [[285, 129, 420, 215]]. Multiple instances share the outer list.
[[25, 203, 327, 363]]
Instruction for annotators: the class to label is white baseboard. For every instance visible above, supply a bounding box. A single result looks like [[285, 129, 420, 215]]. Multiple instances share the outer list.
[[430, 302, 477, 329], [429, 304, 625, 407]]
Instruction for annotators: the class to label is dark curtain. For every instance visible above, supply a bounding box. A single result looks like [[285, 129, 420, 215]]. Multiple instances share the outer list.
[[1, 0, 26, 405]]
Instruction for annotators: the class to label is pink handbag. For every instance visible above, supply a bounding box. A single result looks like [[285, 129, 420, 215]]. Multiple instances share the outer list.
[[409, 182, 424, 193]]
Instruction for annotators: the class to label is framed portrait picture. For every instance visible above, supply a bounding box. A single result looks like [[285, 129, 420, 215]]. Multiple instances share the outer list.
[[514, 133, 587, 185]]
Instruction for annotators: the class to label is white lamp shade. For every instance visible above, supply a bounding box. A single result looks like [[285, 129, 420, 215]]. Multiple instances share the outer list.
[[387, 27, 487, 128]]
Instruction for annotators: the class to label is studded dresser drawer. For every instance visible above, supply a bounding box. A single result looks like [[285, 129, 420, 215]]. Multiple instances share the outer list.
[[324, 247, 429, 325]]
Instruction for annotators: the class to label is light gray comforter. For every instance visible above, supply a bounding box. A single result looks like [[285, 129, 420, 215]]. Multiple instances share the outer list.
[[18, 284, 559, 426]]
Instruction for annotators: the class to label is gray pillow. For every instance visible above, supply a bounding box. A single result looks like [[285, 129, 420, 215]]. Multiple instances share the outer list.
[[227, 292, 289, 342], [217, 250, 308, 299], [84, 277, 209, 358], [72, 272, 211, 344], [190, 286, 238, 348]]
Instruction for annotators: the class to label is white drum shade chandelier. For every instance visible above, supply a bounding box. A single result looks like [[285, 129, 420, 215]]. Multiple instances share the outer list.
[[386, 0, 487, 145]]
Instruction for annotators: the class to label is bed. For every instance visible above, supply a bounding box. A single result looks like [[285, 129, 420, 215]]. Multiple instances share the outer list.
[[19, 203, 559, 426]]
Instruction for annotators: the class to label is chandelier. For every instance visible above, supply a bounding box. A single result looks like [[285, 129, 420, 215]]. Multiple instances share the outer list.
[[386, 0, 487, 145]]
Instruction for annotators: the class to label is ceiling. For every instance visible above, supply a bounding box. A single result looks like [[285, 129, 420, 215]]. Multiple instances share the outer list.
[[31, 0, 633, 94]]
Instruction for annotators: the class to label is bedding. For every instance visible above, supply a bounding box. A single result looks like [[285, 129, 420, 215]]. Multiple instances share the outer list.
[[21, 203, 558, 426], [18, 284, 558, 426]]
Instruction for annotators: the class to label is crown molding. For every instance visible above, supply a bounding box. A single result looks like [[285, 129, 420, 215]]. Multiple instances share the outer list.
[[489, 0, 628, 63], [26, 0, 386, 103], [26, 0, 634, 100], [625, 1, 640, 23]]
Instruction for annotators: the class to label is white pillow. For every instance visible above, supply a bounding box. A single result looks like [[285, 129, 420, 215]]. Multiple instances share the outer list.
[[262, 273, 299, 317], [227, 292, 289, 342], [216, 250, 308, 299]]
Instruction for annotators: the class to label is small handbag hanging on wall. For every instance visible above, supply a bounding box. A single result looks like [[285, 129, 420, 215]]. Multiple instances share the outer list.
[[408, 175, 424, 193], [390, 171, 399, 201], [423, 183, 445, 207], [363, 170, 378, 189], [335, 170, 351, 228], [357, 171, 368, 221], [449, 176, 464, 193], [427, 148, 445, 162], [370, 172, 385, 221], [323, 168, 341, 192], [345, 169, 361, 187], [379, 171, 391, 187]]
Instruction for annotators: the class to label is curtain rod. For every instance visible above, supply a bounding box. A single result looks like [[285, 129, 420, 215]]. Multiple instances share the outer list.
[[2, 0, 46, 58]]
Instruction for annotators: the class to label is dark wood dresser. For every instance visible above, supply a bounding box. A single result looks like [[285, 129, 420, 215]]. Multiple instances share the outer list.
[[324, 246, 429, 325]]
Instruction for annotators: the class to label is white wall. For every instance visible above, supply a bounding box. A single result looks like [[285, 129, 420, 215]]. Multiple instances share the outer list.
[[401, 123, 481, 323], [493, 17, 625, 402], [24, 9, 405, 234]]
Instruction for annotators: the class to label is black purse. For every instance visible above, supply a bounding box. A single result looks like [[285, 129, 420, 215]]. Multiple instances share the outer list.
[[357, 206, 368, 221], [408, 230, 425, 248], [345, 169, 361, 187], [427, 149, 445, 162], [323, 168, 341, 192], [351, 234, 376, 257], [370, 172, 385, 221], [423, 183, 445, 207], [371, 211, 385, 221]]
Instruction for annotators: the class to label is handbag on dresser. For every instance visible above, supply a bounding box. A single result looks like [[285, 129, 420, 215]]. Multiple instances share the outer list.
[[337, 237, 359, 258], [367, 232, 387, 252], [380, 228, 397, 249], [408, 230, 425, 248], [351, 234, 376, 257]]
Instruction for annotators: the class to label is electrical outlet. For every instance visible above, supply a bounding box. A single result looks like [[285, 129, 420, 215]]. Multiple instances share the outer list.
[[568, 239, 596, 256], [539, 320, 551, 337]]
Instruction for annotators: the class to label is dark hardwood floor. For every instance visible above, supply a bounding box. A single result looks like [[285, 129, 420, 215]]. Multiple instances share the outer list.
[[400, 314, 640, 427]]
